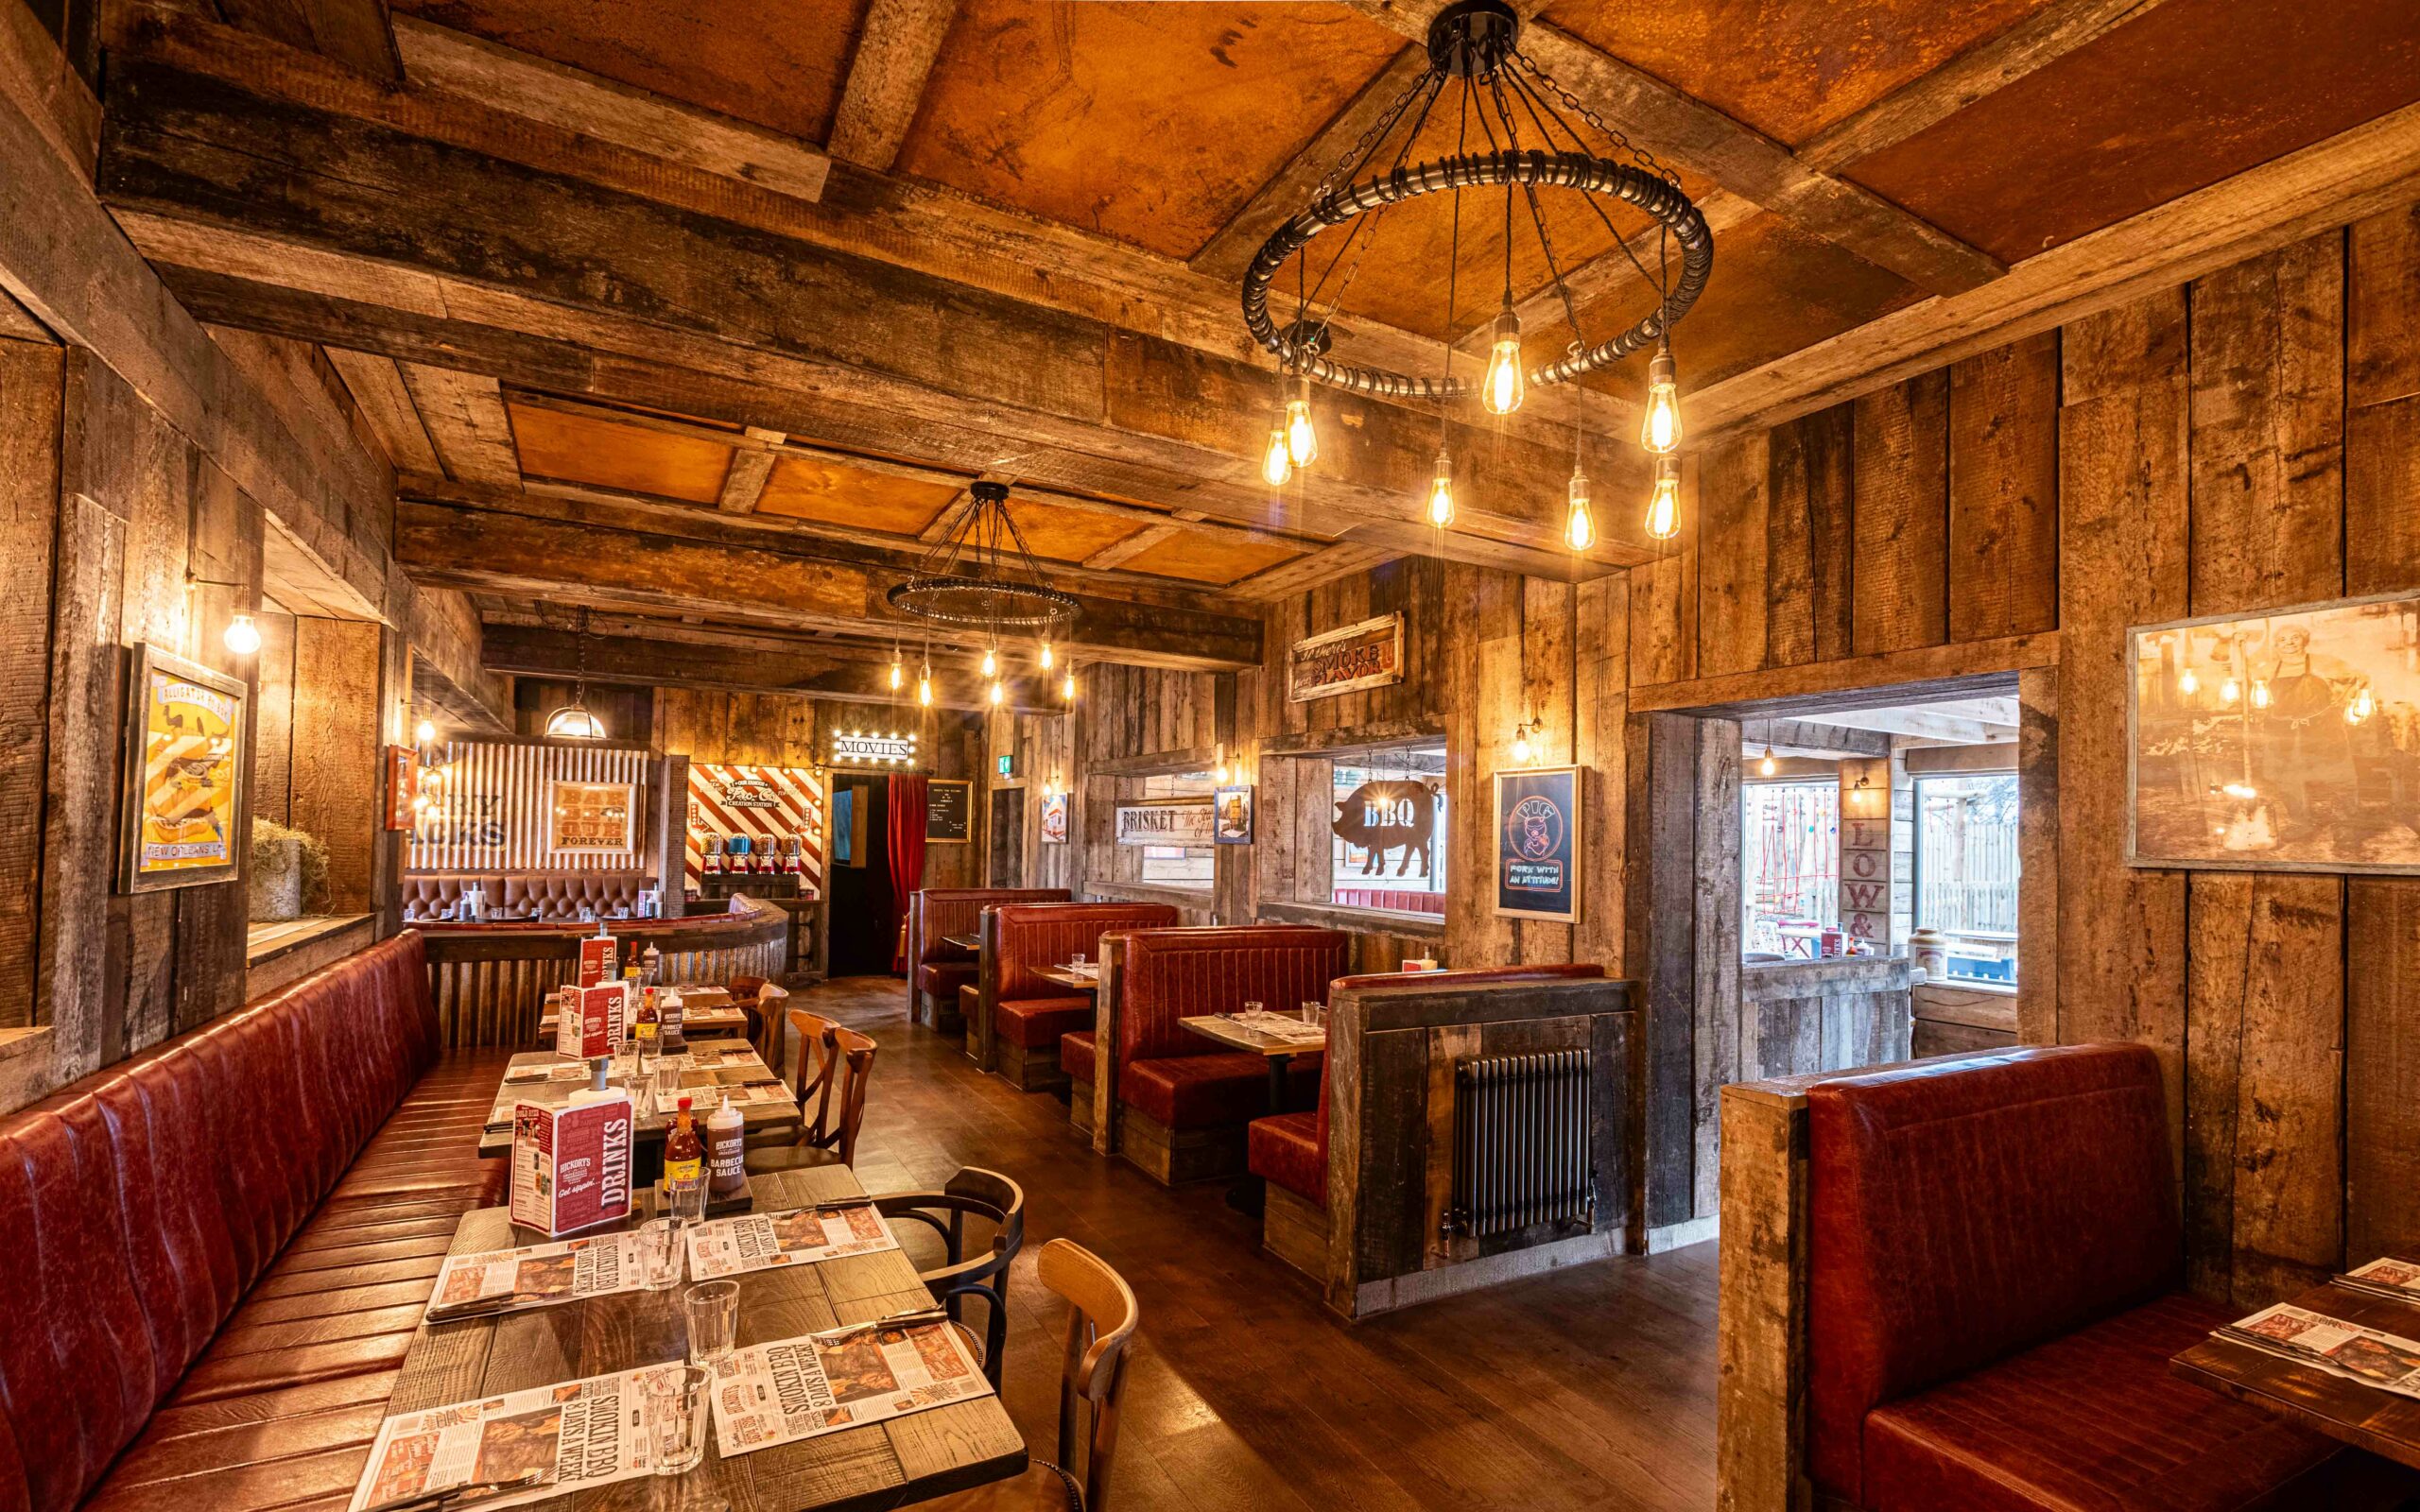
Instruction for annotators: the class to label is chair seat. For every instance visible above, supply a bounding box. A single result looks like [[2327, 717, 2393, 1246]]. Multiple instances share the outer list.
[[1246, 1112, 1322, 1205], [1860, 1291, 2340, 1512], [1121, 1052, 1322, 1130], [993, 995, 1092, 1049], [917, 1461, 1081, 1512], [743, 1143, 849, 1176], [1060, 1031, 1096, 1079]]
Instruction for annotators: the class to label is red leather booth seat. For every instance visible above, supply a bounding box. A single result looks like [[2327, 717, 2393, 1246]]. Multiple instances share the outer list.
[[1111, 927, 1347, 1130], [906, 888, 1069, 1019], [988, 903, 1176, 1050], [399, 873, 503, 921], [1808, 1044, 2338, 1512], [401, 872, 655, 921], [0, 931, 514, 1512], [1246, 965, 1608, 1206]]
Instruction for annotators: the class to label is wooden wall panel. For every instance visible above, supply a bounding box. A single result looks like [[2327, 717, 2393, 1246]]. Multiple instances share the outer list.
[[1628, 465, 1699, 688], [250, 610, 297, 830], [0, 343, 61, 1031], [292, 616, 383, 912], [1573, 574, 1630, 971], [1762, 403, 1853, 669], [1850, 371, 1949, 656], [1696, 432, 1769, 679], [1946, 332, 2058, 643]]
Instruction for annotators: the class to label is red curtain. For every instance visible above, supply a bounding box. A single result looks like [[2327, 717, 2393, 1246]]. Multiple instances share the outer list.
[[887, 774, 927, 974]]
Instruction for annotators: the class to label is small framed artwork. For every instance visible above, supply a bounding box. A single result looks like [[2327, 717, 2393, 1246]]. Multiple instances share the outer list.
[[120, 643, 249, 893], [549, 780, 635, 853], [1493, 765, 1582, 922], [1040, 789, 1069, 845], [1214, 784, 1253, 845]]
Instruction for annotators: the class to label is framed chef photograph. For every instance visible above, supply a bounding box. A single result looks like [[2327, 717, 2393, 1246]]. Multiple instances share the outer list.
[[1492, 765, 1581, 922], [120, 643, 250, 893]]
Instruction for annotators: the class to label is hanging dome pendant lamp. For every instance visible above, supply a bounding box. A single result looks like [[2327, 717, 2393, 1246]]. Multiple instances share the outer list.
[[1239, 0, 1714, 549]]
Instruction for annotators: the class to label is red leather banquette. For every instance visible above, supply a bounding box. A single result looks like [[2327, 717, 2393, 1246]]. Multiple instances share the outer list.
[[1808, 1044, 2340, 1511], [0, 931, 512, 1512], [1066, 926, 1346, 1184], [1246, 964, 1608, 1207], [977, 902, 1177, 1089], [905, 887, 1069, 1028]]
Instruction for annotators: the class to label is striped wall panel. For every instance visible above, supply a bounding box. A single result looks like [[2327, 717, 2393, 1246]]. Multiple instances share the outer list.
[[409, 741, 652, 872], [685, 764, 826, 893]]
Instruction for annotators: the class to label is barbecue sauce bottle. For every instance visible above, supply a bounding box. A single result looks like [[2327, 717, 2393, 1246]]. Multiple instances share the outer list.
[[706, 1091, 748, 1204], [663, 1095, 704, 1206], [660, 988, 686, 1055]]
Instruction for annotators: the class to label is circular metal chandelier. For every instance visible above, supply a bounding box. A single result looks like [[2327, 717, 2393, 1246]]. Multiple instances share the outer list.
[[886, 481, 1080, 710], [1242, 0, 1714, 548]]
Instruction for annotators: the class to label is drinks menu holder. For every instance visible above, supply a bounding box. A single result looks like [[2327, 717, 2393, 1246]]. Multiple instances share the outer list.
[[510, 1090, 634, 1238], [556, 981, 631, 1060], [577, 931, 619, 988]]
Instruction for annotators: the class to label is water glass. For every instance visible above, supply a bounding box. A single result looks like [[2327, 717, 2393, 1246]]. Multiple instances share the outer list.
[[1300, 1002, 1326, 1030], [643, 1364, 712, 1475], [652, 1060, 683, 1113], [1070, 952, 1086, 969], [636, 1217, 683, 1291], [684, 1280, 741, 1366], [667, 1176, 706, 1228], [1241, 1001, 1263, 1017]]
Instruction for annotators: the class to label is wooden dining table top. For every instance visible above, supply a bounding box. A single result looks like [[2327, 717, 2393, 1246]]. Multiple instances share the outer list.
[[392, 1166, 1027, 1511], [2170, 1265, 2420, 1470], [1032, 965, 1098, 992], [1179, 1014, 1327, 1057], [940, 933, 983, 954], [478, 1039, 801, 1158]]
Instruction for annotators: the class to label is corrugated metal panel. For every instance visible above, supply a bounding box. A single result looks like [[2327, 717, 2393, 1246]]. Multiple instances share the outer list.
[[408, 741, 650, 872]]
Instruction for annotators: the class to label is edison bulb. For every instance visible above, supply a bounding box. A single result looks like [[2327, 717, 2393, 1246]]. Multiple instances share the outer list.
[[414, 718, 438, 746], [2178, 666, 2199, 696], [1426, 450, 1456, 528], [1759, 747, 1778, 778], [917, 666, 934, 708], [2355, 687, 2377, 719], [1481, 308, 1525, 416], [1038, 641, 1054, 671], [223, 613, 261, 655], [2221, 677, 2241, 706], [888, 657, 904, 691], [988, 679, 1005, 707], [1639, 344, 1682, 455], [1285, 396, 1318, 468], [980, 646, 997, 678], [1511, 727, 1531, 765], [1644, 458, 1682, 541], [1565, 466, 1595, 552], [1261, 427, 1292, 488], [1062, 669, 1077, 701]]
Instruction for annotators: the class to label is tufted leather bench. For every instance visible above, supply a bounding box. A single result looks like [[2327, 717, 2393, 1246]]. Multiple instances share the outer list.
[[0, 930, 514, 1512], [906, 888, 1069, 1032], [1074, 926, 1346, 1186], [1808, 1044, 2340, 1511], [961, 902, 1176, 1089], [399, 873, 505, 922], [501, 872, 654, 920]]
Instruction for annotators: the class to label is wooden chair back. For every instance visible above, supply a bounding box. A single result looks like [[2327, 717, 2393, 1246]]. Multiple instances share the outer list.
[[783, 1007, 875, 1166], [873, 1168, 1026, 1388], [1037, 1239, 1138, 1512], [752, 982, 790, 1075]]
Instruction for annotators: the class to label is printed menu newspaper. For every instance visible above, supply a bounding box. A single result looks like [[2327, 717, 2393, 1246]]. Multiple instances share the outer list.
[[708, 1316, 992, 1457], [686, 1199, 901, 1280], [2221, 1303, 2420, 1400], [347, 1361, 688, 1512], [2335, 1256, 2420, 1305], [425, 1231, 657, 1322]]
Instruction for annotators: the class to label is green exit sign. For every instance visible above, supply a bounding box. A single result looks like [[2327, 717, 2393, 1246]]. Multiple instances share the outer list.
[[996, 754, 1013, 777]]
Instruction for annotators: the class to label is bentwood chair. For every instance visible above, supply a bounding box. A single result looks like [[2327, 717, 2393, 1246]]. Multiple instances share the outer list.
[[924, 1239, 1139, 1512], [873, 1168, 1026, 1389], [744, 1009, 875, 1174]]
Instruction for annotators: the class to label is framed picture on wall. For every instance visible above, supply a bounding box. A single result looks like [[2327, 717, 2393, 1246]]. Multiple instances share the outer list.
[[119, 643, 249, 894], [1492, 765, 1581, 922], [1214, 784, 1253, 845], [926, 779, 973, 844], [548, 781, 635, 853], [1040, 789, 1069, 845], [2129, 590, 2420, 872]]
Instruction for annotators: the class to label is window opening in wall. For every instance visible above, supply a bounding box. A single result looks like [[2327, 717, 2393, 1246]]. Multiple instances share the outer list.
[[1743, 779, 1839, 957], [1913, 772, 2020, 982], [1330, 744, 1446, 916], [1138, 771, 1215, 891]]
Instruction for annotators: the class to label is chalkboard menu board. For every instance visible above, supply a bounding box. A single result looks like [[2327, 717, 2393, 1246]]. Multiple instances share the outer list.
[[925, 779, 972, 844], [1493, 765, 1581, 922]]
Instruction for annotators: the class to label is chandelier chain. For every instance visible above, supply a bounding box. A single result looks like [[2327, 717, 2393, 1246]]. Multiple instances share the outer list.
[[1510, 50, 1681, 188]]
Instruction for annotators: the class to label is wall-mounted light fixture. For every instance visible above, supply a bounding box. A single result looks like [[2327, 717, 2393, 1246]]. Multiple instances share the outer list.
[[1510, 719, 1537, 765]]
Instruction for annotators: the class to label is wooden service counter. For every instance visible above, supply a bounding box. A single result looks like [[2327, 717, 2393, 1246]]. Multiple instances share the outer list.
[[1313, 973, 1635, 1320], [1738, 955, 1912, 1081], [419, 894, 789, 1048]]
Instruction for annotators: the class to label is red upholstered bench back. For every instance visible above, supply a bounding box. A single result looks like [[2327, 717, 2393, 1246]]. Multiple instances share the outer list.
[[1806, 1043, 2181, 1505], [912, 888, 1070, 967], [503, 872, 654, 919], [993, 903, 1176, 1001], [0, 930, 439, 1512], [1115, 927, 1348, 1071]]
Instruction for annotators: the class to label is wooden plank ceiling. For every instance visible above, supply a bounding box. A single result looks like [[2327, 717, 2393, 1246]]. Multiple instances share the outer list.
[[94, 0, 2420, 696]]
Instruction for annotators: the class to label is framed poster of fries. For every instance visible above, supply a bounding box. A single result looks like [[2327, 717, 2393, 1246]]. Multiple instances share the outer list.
[[120, 643, 249, 893]]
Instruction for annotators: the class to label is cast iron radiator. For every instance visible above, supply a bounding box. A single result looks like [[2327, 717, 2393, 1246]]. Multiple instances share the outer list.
[[1444, 1049, 1595, 1238]]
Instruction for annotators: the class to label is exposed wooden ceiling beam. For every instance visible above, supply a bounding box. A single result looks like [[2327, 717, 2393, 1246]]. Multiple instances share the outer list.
[[216, 0, 399, 83], [96, 60, 1655, 573], [1222, 539, 1401, 602], [1794, 707, 2012, 744], [395, 496, 1266, 669], [825, 0, 957, 173], [715, 425, 785, 513], [323, 346, 440, 473], [1687, 100, 2420, 438], [1341, 1, 2003, 297], [481, 621, 1060, 712], [399, 362, 519, 485], [1080, 524, 1182, 572], [390, 16, 830, 203]]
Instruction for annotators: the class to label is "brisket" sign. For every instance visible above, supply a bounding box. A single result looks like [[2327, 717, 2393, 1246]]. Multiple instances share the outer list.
[[1288, 612, 1405, 702]]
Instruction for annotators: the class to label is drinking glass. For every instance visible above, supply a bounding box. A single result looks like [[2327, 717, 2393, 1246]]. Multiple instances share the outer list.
[[1240, 1001, 1263, 1021], [668, 1177, 706, 1228], [1300, 1002, 1326, 1030], [636, 1217, 683, 1291], [643, 1364, 712, 1475], [684, 1280, 740, 1365], [1070, 952, 1086, 969], [653, 1060, 683, 1114]]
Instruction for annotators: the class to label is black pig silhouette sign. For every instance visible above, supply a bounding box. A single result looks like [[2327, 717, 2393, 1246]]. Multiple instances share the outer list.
[[1333, 780, 1440, 878]]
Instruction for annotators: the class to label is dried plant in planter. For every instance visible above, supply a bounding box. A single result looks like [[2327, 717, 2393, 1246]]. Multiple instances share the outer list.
[[250, 819, 333, 919]]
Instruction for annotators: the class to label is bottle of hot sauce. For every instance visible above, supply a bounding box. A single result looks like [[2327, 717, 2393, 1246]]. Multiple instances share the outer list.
[[663, 1095, 704, 1210], [634, 988, 662, 1061]]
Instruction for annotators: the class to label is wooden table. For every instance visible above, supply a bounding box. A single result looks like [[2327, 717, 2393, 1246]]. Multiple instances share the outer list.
[[1034, 965, 1098, 993], [941, 933, 982, 954], [537, 1004, 751, 1040], [392, 1166, 1027, 1510], [479, 1038, 800, 1159], [1180, 1013, 1327, 1111], [2171, 1270, 2420, 1470]]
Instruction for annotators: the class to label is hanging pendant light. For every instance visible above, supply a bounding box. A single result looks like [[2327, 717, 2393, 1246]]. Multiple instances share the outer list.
[[1261, 422, 1293, 489], [1285, 383, 1319, 468], [544, 607, 608, 740], [979, 644, 997, 679], [1426, 449, 1456, 528], [1038, 640, 1055, 671], [223, 613, 262, 655], [888, 644, 905, 692], [1062, 667, 1077, 702], [1639, 342, 1683, 455], [1481, 303, 1525, 416], [1565, 464, 1595, 552], [988, 679, 1005, 708], [917, 659, 934, 708], [1644, 456, 1682, 541]]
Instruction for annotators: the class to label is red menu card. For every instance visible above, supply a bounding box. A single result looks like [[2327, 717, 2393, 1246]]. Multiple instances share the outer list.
[[577, 934, 619, 988], [556, 982, 630, 1060], [510, 1096, 634, 1237]]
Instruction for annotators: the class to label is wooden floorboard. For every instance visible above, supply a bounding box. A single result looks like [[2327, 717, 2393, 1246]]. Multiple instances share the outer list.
[[798, 974, 1720, 1512]]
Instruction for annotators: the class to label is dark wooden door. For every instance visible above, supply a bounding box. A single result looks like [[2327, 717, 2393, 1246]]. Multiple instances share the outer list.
[[987, 786, 1022, 886], [827, 774, 894, 976]]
